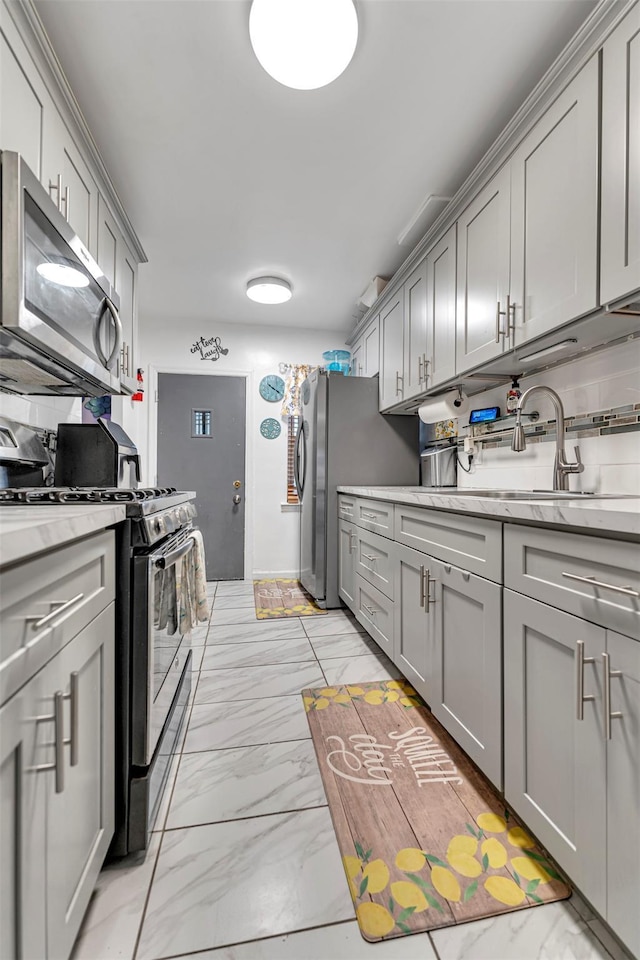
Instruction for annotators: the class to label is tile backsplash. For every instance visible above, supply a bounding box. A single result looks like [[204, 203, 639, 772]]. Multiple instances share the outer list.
[[455, 338, 640, 495], [0, 393, 81, 431]]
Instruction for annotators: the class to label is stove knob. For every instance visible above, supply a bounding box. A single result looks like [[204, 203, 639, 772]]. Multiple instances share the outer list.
[[153, 517, 163, 535], [179, 507, 187, 522]]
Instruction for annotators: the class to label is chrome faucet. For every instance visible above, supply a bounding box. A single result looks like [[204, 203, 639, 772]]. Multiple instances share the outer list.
[[511, 385, 584, 491]]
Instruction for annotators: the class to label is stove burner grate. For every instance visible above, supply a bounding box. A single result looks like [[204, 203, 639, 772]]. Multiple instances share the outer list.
[[0, 486, 178, 504]]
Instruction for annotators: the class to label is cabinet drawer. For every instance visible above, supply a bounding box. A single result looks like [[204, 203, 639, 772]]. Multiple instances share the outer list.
[[395, 505, 502, 582], [338, 495, 357, 521], [504, 525, 640, 638], [0, 530, 115, 706], [355, 576, 394, 657], [355, 528, 395, 600], [355, 498, 394, 538]]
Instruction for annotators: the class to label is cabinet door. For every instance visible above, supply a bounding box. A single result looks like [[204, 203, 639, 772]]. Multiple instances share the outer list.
[[0, 676, 47, 960], [338, 521, 357, 610], [456, 167, 511, 370], [117, 239, 138, 390], [42, 108, 98, 257], [503, 590, 606, 915], [97, 193, 119, 288], [394, 543, 434, 703], [601, 2, 640, 304], [431, 560, 502, 788], [379, 290, 404, 410], [0, 8, 48, 179], [363, 315, 380, 377], [46, 603, 115, 960], [403, 260, 428, 400], [426, 224, 457, 388], [510, 58, 599, 343], [605, 628, 640, 958], [350, 337, 363, 377]]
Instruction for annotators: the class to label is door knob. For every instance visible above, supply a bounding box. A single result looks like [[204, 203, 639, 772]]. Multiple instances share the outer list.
[[233, 494, 241, 504]]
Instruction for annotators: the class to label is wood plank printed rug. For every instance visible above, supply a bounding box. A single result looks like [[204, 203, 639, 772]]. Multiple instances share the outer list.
[[253, 578, 327, 619], [302, 680, 570, 942]]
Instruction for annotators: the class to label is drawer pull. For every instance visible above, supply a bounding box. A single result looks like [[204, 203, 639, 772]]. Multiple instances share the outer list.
[[348, 530, 357, 554], [422, 568, 437, 612], [362, 602, 377, 617], [66, 672, 79, 767], [28, 593, 85, 631], [361, 511, 379, 520], [561, 572, 639, 598], [362, 552, 378, 563], [419, 564, 425, 608], [602, 653, 623, 741], [575, 640, 595, 721]]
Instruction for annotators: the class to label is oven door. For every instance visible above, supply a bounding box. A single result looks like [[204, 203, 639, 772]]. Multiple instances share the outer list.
[[131, 530, 194, 766], [0, 150, 122, 394]]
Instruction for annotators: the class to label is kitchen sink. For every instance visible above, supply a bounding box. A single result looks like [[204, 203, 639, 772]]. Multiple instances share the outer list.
[[420, 489, 637, 500]]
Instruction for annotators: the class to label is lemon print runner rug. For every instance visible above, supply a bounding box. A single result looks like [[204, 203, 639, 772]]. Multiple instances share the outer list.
[[302, 679, 570, 942], [253, 578, 327, 619]]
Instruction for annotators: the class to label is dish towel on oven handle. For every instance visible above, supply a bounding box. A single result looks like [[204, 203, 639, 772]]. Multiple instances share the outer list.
[[179, 530, 210, 633]]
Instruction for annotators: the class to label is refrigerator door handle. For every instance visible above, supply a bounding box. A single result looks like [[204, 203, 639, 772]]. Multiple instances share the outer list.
[[294, 420, 306, 500]]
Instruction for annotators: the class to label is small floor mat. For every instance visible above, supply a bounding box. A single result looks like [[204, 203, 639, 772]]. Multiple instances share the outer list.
[[253, 578, 327, 619], [302, 679, 570, 943]]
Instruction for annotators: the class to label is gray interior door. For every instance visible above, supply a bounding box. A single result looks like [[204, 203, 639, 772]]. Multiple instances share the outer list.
[[157, 373, 246, 580]]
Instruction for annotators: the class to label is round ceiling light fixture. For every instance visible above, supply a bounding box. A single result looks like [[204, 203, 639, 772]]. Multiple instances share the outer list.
[[249, 0, 358, 90], [246, 276, 292, 304]]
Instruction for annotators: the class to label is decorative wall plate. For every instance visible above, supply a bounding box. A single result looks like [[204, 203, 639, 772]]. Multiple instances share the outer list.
[[259, 374, 285, 402], [260, 417, 281, 439]]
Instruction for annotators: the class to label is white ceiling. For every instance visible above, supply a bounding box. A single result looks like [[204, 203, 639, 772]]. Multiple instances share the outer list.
[[34, 0, 597, 334]]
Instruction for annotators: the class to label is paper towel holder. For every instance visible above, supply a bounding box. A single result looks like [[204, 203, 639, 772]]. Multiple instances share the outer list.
[[453, 386, 466, 408]]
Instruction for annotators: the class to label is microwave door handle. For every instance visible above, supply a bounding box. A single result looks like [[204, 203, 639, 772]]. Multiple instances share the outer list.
[[103, 298, 123, 370]]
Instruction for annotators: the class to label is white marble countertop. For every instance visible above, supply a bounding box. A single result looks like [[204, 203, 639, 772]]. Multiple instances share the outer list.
[[336, 486, 640, 538], [0, 504, 128, 567]]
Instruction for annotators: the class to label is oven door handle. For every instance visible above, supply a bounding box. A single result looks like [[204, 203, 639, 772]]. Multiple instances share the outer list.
[[155, 539, 193, 569]]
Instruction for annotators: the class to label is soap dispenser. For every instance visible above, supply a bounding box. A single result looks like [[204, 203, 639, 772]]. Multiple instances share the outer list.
[[506, 377, 522, 414]]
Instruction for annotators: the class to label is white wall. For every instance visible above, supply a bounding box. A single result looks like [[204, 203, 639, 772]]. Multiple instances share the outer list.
[[139, 316, 348, 578], [456, 339, 640, 494]]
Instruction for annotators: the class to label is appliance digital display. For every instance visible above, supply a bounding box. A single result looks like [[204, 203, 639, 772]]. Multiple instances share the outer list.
[[469, 406, 500, 424]]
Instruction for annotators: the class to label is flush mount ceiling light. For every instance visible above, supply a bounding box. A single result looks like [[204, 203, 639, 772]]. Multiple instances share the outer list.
[[36, 260, 89, 288], [246, 276, 292, 304], [249, 0, 358, 90]]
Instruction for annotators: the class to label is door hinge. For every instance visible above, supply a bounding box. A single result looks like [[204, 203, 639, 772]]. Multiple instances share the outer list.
[[155, 390, 159, 403]]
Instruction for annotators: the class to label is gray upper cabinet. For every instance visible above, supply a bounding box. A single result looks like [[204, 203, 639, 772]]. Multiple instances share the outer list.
[[456, 166, 511, 370], [363, 315, 380, 377], [0, 9, 47, 179], [503, 588, 607, 917], [431, 559, 502, 788], [403, 260, 428, 401], [600, 2, 640, 305], [510, 57, 599, 344], [379, 291, 405, 410], [350, 336, 364, 377], [426, 224, 457, 387], [97, 195, 138, 391], [605, 628, 640, 959]]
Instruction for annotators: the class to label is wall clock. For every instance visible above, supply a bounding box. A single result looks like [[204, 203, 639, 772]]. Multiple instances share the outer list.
[[259, 374, 285, 402], [260, 417, 281, 439]]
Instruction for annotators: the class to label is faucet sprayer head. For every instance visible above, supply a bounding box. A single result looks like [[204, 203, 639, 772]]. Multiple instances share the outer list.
[[511, 414, 526, 452]]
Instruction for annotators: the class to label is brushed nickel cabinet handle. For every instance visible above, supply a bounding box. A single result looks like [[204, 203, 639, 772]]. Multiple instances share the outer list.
[[362, 602, 376, 617], [575, 640, 595, 721], [496, 301, 503, 343], [396, 372, 404, 396], [419, 564, 425, 608], [507, 295, 516, 339], [602, 653, 623, 740], [562, 572, 639, 598], [27, 593, 84, 631], [49, 174, 63, 211], [362, 511, 378, 520], [361, 552, 378, 563], [67, 672, 79, 767], [29, 691, 65, 792], [424, 569, 437, 612], [423, 354, 430, 384], [62, 184, 70, 221]]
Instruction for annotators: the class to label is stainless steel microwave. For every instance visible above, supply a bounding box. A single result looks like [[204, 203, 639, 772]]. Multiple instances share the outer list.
[[0, 150, 122, 396]]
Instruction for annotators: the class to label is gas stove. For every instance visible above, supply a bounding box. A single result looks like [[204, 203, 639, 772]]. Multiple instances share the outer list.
[[0, 486, 197, 544]]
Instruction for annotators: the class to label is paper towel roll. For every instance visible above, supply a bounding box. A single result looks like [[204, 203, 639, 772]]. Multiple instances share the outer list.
[[417, 390, 468, 423]]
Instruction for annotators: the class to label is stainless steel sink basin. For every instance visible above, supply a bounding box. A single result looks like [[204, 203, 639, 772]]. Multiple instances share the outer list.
[[422, 489, 636, 500]]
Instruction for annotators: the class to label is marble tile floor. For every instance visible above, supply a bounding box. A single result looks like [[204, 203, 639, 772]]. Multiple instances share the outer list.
[[71, 580, 633, 960]]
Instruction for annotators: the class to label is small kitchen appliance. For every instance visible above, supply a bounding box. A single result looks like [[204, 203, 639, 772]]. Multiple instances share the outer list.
[[55, 418, 141, 488], [420, 445, 457, 487]]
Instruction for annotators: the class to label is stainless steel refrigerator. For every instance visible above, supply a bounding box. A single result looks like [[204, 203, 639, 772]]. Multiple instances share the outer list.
[[295, 369, 419, 608]]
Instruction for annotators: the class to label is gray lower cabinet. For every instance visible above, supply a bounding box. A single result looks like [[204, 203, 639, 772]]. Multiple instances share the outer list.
[[503, 589, 608, 918], [0, 602, 115, 960], [605, 628, 640, 958], [338, 520, 357, 608], [394, 542, 433, 703], [431, 559, 502, 789]]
